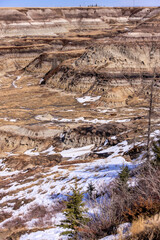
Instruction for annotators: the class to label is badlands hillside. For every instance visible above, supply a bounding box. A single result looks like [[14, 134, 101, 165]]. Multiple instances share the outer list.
[[0, 7, 160, 240]]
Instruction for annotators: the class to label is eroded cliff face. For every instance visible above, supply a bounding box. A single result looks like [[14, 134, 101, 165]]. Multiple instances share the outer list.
[[1, 7, 160, 107], [1, 7, 160, 37], [1, 7, 157, 37], [47, 43, 160, 106], [0, 7, 160, 239]]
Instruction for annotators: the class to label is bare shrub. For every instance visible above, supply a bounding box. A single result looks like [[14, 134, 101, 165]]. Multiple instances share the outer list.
[[13, 198, 33, 210], [137, 163, 160, 200], [27, 204, 47, 219], [123, 196, 160, 222], [25, 201, 66, 228], [79, 163, 160, 239]]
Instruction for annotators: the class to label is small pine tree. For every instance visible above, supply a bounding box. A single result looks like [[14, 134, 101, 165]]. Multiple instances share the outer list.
[[118, 165, 130, 185], [153, 140, 160, 166], [87, 182, 96, 199], [59, 179, 89, 239]]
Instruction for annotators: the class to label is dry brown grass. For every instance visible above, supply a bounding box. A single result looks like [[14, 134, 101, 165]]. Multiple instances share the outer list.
[[120, 214, 160, 240], [60, 158, 92, 165], [131, 214, 160, 236]]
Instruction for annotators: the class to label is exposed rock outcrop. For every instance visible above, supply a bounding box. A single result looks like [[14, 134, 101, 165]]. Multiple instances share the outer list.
[[61, 123, 127, 148]]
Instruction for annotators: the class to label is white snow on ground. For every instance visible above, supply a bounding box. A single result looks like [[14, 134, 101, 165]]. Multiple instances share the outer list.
[[41, 146, 55, 155], [116, 119, 130, 123], [104, 139, 109, 146], [0, 117, 17, 122], [75, 117, 111, 124], [12, 76, 21, 88], [128, 177, 138, 187], [0, 140, 136, 223], [39, 78, 44, 84], [20, 227, 68, 240], [5, 152, 18, 157], [98, 108, 117, 113], [100, 234, 119, 240], [76, 95, 101, 103], [35, 114, 131, 125], [0, 159, 5, 168], [100, 222, 131, 240], [57, 118, 73, 122], [2, 128, 159, 239], [60, 144, 94, 160], [0, 138, 146, 240], [111, 136, 117, 140], [20, 145, 91, 159], [10, 119, 17, 122], [52, 116, 111, 124], [24, 149, 40, 156], [96, 140, 131, 156], [35, 114, 112, 124], [0, 170, 20, 177], [150, 129, 160, 141]]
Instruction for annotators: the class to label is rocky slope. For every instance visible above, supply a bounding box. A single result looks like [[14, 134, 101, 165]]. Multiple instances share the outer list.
[[0, 7, 160, 240]]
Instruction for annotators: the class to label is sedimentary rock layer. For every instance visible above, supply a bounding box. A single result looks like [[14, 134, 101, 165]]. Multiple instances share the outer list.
[[1, 7, 160, 107]]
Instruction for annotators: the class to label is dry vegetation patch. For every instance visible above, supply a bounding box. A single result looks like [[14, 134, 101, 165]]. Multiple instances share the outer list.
[[78, 163, 160, 239]]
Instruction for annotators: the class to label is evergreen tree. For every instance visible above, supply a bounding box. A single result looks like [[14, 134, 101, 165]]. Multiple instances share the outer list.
[[87, 182, 96, 199], [153, 139, 160, 166], [59, 179, 89, 239], [118, 165, 130, 185]]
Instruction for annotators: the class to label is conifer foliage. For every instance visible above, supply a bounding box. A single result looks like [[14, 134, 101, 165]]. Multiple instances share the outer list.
[[153, 139, 160, 165], [118, 165, 130, 185], [60, 179, 89, 239], [87, 182, 96, 199]]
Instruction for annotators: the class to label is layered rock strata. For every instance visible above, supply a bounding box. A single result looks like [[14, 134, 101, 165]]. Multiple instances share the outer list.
[[1, 7, 160, 107]]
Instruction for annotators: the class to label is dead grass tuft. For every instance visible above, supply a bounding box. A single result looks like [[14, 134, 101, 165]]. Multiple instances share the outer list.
[[131, 214, 160, 236]]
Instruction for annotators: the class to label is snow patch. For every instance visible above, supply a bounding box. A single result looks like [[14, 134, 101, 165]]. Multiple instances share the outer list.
[[0, 117, 17, 122], [74, 117, 111, 124], [76, 95, 101, 103], [24, 149, 40, 156], [41, 146, 55, 155], [10, 119, 17, 122], [20, 227, 67, 240], [116, 119, 130, 123], [12, 76, 21, 88], [111, 136, 117, 140], [60, 145, 94, 160], [39, 78, 45, 84]]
